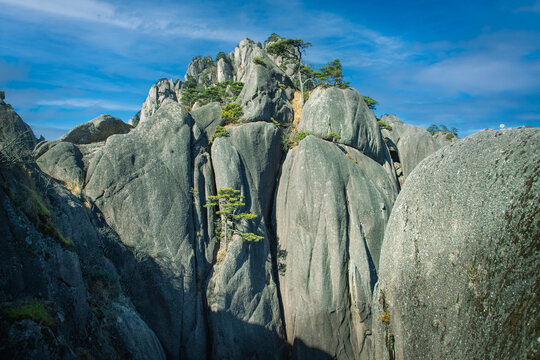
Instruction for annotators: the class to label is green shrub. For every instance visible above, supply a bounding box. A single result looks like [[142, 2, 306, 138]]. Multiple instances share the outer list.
[[212, 126, 229, 142], [292, 131, 309, 142], [377, 120, 392, 130], [216, 51, 228, 62], [253, 57, 266, 66], [3, 299, 55, 327], [446, 133, 454, 141], [363, 96, 378, 110], [264, 33, 281, 46], [221, 103, 243, 124], [328, 132, 341, 141]]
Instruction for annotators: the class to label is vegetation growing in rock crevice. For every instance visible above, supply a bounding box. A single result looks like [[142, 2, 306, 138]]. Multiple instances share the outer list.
[[204, 188, 263, 245], [252, 57, 266, 66], [378, 120, 392, 130], [2, 299, 56, 328], [211, 126, 229, 143], [181, 79, 244, 107], [221, 103, 244, 125]]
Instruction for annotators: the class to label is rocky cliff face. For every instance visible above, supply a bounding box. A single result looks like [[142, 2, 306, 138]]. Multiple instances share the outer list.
[[373, 128, 539, 359], [2, 36, 538, 360]]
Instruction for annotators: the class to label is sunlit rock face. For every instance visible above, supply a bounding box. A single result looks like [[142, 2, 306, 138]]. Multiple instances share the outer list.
[[373, 128, 540, 360]]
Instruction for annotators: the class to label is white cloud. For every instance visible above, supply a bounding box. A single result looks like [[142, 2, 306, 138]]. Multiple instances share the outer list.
[[416, 55, 540, 94], [0, 0, 249, 42], [0, 0, 135, 28], [37, 98, 140, 111]]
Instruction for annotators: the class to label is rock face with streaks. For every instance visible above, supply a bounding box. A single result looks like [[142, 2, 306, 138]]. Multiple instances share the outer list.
[[373, 128, 540, 360], [275, 135, 397, 359]]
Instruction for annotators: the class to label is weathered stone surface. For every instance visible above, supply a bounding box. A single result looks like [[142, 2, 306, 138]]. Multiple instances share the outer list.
[[0, 92, 37, 151], [139, 79, 182, 125], [380, 114, 442, 181], [186, 56, 216, 86], [35, 141, 84, 185], [373, 128, 540, 360], [207, 122, 286, 359], [232, 39, 263, 83], [299, 88, 397, 186], [235, 49, 294, 125], [433, 131, 457, 147], [0, 158, 166, 359], [111, 303, 166, 360], [59, 114, 131, 144], [191, 102, 223, 138], [216, 57, 233, 83], [275, 135, 397, 359], [300, 88, 388, 163], [84, 100, 207, 359]]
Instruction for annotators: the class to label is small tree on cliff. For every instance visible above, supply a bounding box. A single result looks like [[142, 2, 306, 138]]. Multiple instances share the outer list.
[[317, 59, 350, 88], [204, 188, 263, 244], [266, 38, 312, 106]]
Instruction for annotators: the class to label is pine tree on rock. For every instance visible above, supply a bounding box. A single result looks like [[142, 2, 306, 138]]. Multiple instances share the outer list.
[[266, 38, 312, 106]]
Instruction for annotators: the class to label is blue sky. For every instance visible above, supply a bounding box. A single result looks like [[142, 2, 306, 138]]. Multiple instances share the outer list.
[[1, 0, 539, 139]]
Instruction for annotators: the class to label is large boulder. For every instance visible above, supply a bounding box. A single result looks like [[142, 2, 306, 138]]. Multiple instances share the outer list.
[[83, 100, 207, 359], [207, 122, 286, 359], [275, 135, 398, 359], [34, 141, 85, 185], [373, 128, 540, 359], [59, 114, 131, 144], [191, 102, 223, 138], [299, 87, 396, 184]]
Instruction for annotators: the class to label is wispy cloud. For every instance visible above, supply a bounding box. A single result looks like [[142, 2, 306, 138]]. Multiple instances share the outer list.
[[0, 0, 133, 27], [0, 0, 249, 42], [37, 98, 140, 111], [515, 0, 540, 13]]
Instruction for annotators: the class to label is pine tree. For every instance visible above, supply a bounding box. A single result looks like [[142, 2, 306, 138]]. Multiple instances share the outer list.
[[204, 188, 263, 244]]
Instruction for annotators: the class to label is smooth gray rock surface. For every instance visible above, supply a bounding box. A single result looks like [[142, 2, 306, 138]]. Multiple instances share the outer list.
[[235, 49, 294, 125], [111, 303, 166, 360], [275, 135, 397, 359], [216, 57, 234, 83], [191, 102, 223, 138], [380, 114, 442, 181], [139, 79, 182, 125], [299, 88, 397, 185], [35, 141, 84, 185], [84, 100, 207, 359], [373, 128, 540, 360], [232, 39, 263, 83], [208, 122, 286, 359], [59, 114, 131, 144]]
